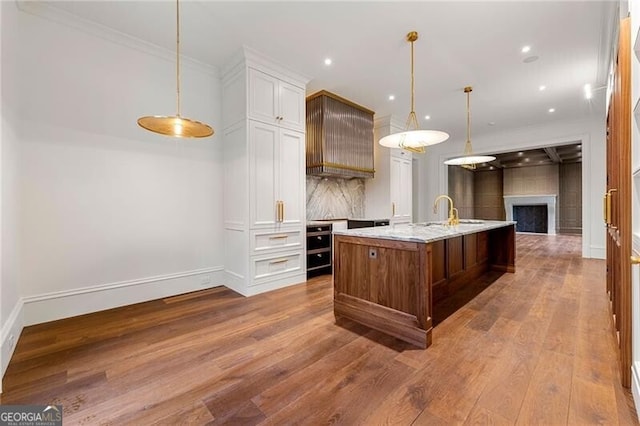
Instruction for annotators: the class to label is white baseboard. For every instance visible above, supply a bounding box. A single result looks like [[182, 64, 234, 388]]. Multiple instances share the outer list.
[[22, 266, 225, 326], [224, 270, 306, 297], [1, 299, 25, 394], [632, 362, 640, 421], [589, 245, 605, 259]]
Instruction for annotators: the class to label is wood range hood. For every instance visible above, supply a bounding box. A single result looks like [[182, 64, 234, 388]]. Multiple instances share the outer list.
[[305, 90, 375, 179]]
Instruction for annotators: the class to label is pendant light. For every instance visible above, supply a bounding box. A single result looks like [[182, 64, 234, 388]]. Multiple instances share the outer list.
[[137, 0, 214, 138], [444, 86, 495, 170], [379, 31, 449, 154]]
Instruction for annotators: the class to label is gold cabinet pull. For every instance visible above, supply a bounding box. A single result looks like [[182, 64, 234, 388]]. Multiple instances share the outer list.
[[605, 189, 618, 227], [275, 200, 284, 223], [269, 258, 288, 265], [631, 256, 640, 265], [281, 201, 285, 222], [603, 193, 608, 225], [269, 234, 288, 240]]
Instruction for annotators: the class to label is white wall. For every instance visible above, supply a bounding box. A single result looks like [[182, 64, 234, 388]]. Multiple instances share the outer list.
[[0, 0, 24, 391], [0, 0, 225, 384], [418, 116, 606, 259]]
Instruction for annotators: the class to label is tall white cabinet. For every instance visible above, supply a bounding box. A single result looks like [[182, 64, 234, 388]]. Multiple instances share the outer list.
[[222, 48, 308, 296], [365, 116, 413, 224]]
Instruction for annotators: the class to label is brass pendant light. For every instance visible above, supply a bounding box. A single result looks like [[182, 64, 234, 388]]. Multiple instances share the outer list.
[[444, 86, 495, 169], [379, 31, 449, 154], [137, 0, 214, 138]]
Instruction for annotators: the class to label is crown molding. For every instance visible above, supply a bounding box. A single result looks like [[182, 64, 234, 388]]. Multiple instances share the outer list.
[[222, 45, 311, 87], [15, 0, 219, 77]]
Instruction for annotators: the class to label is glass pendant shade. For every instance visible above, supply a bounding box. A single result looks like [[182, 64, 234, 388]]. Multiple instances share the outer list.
[[379, 31, 449, 154], [137, 0, 214, 138], [443, 86, 494, 169]]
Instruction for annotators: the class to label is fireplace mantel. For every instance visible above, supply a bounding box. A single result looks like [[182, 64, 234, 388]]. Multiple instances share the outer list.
[[504, 195, 557, 235]]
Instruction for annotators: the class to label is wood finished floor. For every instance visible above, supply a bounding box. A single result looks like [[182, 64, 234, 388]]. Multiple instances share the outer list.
[[1, 234, 637, 425]]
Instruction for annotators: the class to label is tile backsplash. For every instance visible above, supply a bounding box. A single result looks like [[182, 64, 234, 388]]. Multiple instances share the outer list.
[[306, 176, 364, 220]]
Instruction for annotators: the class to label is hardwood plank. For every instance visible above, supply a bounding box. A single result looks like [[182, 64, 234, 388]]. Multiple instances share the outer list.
[[516, 350, 573, 425], [0, 234, 636, 425]]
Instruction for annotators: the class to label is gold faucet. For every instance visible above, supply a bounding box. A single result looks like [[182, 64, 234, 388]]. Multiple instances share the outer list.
[[433, 195, 460, 226]]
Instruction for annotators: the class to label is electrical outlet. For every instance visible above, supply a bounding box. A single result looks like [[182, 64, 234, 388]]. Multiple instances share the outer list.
[[200, 275, 211, 286], [8, 334, 15, 349]]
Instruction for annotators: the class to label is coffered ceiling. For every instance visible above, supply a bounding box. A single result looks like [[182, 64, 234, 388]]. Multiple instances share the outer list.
[[36, 1, 618, 146], [471, 143, 583, 172]]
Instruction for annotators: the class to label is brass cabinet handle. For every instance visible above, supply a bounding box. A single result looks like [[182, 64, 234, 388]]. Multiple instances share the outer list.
[[605, 189, 618, 227], [631, 256, 640, 265], [269, 235, 288, 240], [275, 200, 284, 223], [270, 258, 288, 265], [603, 194, 608, 225]]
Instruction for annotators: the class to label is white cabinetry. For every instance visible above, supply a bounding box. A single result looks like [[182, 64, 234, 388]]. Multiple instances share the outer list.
[[249, 68, 305, 131], [365, 116, 413, 224], [222, 48, 308, 296]]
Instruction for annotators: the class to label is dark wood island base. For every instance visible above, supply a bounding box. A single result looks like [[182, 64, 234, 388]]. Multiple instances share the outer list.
[[333, 223, 515, 348]]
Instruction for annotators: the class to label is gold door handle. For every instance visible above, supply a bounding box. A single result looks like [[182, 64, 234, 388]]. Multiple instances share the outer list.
[[631, 256, 640, 265], [276, 201, 283, 223], [605, 189, 618, 227]]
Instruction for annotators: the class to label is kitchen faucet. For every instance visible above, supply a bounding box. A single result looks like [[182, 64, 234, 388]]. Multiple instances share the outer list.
[[433, 195, 459, 226]]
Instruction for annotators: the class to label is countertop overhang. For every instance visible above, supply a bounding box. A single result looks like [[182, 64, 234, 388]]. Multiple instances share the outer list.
[[332, 220, 516, 243]]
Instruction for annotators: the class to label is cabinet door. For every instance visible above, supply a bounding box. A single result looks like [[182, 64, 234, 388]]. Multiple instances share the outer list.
[[390, 156, 402, 220], [249, 121, 278, 228], [278, 129, 305, 226], [398, 158, 412, 221], [390, 157, 412, 222], [249, 69, 278, 124], [279, 81, 305, 131]]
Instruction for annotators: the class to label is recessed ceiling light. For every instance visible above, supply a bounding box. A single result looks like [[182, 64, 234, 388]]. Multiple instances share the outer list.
[[489, 166, 494, 170], [523, 56, 539, 63], [577, 144, 582, 149], [488, 121, 496, 126], [518, 152, 524, 156], [388, 95, 395, 101], [424, 115, 431, 120], [324, 58, 332, 66], [517, 162, 523, 166], [539, 85, 546, 91], [548, 108, 555, 113], [521, 45, 531, 53], [524, 158, 530, 162]]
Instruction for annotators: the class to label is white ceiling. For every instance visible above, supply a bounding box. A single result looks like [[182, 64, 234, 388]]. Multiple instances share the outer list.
[[42, 1, 618, 145]]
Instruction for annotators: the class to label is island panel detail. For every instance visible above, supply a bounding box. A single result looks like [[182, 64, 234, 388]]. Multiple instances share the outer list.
[[332, 222, 515, 348]]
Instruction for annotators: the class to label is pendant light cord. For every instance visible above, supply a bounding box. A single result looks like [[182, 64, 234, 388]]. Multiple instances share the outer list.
[[466, 89, 470, 143], [410, 37, 415, 114], [176, 0, 181, 117]]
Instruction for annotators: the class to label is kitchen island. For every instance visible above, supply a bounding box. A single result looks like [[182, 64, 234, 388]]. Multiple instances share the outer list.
[[332, 220, 515, 348]]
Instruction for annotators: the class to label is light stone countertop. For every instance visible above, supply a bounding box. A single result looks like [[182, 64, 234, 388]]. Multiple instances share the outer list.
[[332, 220, 516, 243]]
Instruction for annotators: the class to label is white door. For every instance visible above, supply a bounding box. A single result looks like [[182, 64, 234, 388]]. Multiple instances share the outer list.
[[279, 81, 305, 131], [249, 121, 278, 228], [390, 156, 402, 220], [278, 129, 305, 227], [249, 68, 278, 125], [399, 158, 412, 222]]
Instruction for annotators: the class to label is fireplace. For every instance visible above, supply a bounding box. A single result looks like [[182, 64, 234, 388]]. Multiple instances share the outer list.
[[503, 195, 557, 235]]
